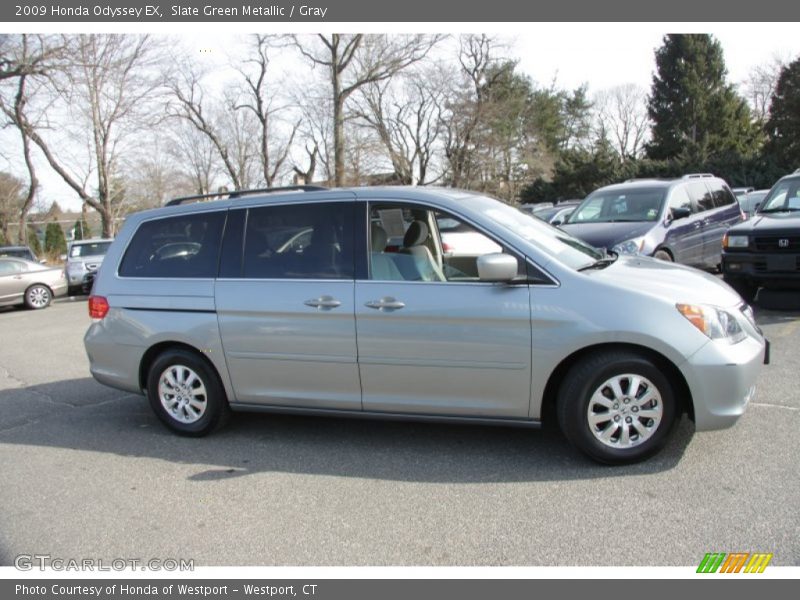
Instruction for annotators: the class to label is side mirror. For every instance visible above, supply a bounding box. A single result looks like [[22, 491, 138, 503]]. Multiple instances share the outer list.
[[477, 253, 518, 282], [551, 219, 563, 226], [670, 207, 692, 221]]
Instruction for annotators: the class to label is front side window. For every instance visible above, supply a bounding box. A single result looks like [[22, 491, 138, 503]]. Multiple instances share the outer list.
[[668, 186, 693, 213], [242, 202, 354, 279], [368, 203, 521, 282], [760, 179, 800, 212], [119, 211, 226, 278]]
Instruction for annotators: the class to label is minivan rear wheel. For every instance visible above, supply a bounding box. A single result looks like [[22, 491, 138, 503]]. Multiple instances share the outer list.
[[146, 349, 230, 436], [557, 351, 678, 464]]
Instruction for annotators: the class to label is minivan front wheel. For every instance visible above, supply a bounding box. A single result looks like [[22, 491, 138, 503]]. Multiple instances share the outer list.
[[557, 351, 678, 464], [146, 349, 229, 436]]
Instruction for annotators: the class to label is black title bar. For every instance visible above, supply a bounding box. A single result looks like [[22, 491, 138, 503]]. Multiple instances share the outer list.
[[4, 0, 800, 22]]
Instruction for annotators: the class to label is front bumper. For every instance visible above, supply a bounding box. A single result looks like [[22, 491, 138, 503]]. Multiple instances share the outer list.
[[680, 333, 767, 431], [722, 251, 800, 287]]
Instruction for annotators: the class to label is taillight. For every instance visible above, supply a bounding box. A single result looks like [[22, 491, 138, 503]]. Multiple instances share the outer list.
[[88, 295, 109, 319]]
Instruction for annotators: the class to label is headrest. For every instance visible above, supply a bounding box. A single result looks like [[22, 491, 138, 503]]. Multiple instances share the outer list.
[[403, 220, 428, 247], [371, 224, 388, 252]]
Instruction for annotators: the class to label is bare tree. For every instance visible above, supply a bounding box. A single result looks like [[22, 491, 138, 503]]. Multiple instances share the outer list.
[[233, 34, 299, 187], [355, 70, 445, 185], [16, 34, 163, 237], [293, 34, 443, 185], [0, 34, 66, 244], [439, 34, 503, 189], [167, 64, 247, 190], [292, 87, 335, 183], [170, 119, 221, 195], [0, 34, 63, 82], [0, 172, 24, 243], [594, 84, 650, 160], [743, 55, 788, 123]]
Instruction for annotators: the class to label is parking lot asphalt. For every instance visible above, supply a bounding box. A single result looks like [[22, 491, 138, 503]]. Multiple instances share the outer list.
[[0, 297, 798, 567]]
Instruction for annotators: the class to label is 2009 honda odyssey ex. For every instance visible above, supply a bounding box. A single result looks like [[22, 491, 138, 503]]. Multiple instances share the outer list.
[[84, 186, 768, 464]]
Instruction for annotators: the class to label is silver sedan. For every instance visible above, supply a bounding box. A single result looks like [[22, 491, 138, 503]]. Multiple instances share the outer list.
[[0, 257, 68, 309]]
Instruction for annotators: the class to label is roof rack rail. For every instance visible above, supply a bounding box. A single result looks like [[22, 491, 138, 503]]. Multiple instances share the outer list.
[[624, 177, 669, 183], [165, 185, 328, 207], [681, 173, 715, 179]]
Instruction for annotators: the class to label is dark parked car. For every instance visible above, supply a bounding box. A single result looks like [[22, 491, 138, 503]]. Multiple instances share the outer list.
[[531, 201, 581, 225], [722, 171, 800, 302], [738, 189, 770, 218], [561, 175, 743, 269]]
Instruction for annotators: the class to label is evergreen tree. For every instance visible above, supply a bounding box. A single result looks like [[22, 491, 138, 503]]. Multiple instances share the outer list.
[[764, 57, 800, 171], [646, 34, 756, 162], [27, 225, 42, 256], [44, 221, 67, 256], [72, 216, 92, 240]]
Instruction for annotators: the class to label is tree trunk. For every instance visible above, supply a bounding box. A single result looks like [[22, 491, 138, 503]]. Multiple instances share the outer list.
[[332, 71, 345, 186]]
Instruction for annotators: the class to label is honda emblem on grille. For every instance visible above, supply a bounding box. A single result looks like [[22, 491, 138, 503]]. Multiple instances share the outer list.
[[778, 239, 790, 248]]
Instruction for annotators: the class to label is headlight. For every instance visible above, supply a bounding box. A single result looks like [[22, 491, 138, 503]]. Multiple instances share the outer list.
[[67, 263, 86, 274], [676, 303, 747, 344], [612, 238, 644, 255], [724, 234, 749, 249]]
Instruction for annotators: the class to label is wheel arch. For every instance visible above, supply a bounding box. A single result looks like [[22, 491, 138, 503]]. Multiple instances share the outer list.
[[652, 246, 674, 261], [540, 342, 694, 425], [139, 341, 226, 396]]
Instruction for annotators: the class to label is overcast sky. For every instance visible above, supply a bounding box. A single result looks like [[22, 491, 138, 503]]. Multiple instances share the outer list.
[[3, 22, 800, 213]]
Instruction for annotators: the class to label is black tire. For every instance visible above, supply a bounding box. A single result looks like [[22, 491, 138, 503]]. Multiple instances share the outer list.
[[146, 349, 230, 436], [722, 276, 757, 304], [557, 350, 678, 465], [24, 284, 52, 309], [653, 249, 673, 262]]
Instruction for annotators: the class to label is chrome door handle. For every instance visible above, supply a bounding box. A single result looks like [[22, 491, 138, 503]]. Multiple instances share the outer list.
[[365, 297, 405, 310], [304, 296, 342, 309]]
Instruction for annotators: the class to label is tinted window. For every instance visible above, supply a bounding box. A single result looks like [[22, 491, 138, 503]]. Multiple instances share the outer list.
[[242, 202, 354, 280], [688, 182, 714, 211], [119, 211, 226, 278], [710, 182, 736, 207]]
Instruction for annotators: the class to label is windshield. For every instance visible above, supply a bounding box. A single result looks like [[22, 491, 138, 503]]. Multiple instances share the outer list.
[[70, 241, 112, 258], [568, 187, 666, 223], [467, 195, 603, 269], [759, 179, 800, 212]]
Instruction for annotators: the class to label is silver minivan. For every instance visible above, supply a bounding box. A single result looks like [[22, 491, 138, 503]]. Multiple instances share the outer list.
[[84, 186, 768, 464]]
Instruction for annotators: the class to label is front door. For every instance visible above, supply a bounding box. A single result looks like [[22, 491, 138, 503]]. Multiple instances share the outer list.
[[355, 202, 532, 419]]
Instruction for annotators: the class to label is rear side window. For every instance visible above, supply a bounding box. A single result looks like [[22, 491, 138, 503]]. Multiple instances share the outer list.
[[241, 202, 354, 280], [119, 211, 226, 278], [709, 182, 736, 207], [688, 182, 714, 212]]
